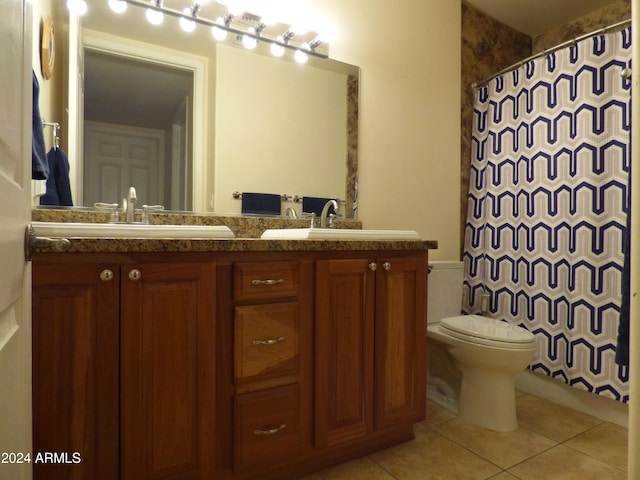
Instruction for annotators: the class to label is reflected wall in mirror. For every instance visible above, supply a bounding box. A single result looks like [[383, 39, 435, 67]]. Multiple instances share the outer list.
[[71, 0, 359, 217]]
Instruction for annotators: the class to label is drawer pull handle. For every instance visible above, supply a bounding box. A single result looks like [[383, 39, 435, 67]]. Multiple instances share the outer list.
[[251, 278, 284, 286], [254, 424, 287, 436], [252, 336, 285, 346]]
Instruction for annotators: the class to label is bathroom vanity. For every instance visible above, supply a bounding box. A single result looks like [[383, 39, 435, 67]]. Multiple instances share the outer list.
[[31, 220, 435, 480]]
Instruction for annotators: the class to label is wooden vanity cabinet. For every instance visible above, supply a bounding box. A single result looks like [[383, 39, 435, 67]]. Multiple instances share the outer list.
[[32, 257, 216, 480], [33, 247, 427, 480], [315, 254, 427, 448]]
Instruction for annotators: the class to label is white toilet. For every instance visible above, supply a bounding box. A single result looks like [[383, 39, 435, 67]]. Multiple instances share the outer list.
[[427, 261, 536, 432]]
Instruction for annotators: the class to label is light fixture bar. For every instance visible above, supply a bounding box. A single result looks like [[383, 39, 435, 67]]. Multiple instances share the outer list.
[[122, 0, 329, 59]]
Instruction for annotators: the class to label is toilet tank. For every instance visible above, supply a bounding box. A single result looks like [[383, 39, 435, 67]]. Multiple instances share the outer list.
[[427, 261, 463, 324]]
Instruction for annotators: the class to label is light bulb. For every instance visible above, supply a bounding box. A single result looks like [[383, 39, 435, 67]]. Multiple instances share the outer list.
[[270, 40, 285, 57], [66, 0, 87, 16], [242, 30, 258, 50], [212, 17, 228, 41], [241, 27, 258, 50], [179, 7, 196, 32], [108, 0, 127, 14], [294, 49, 308, 64], [212, 27, 227, 41], [146, 7, 163, 25]]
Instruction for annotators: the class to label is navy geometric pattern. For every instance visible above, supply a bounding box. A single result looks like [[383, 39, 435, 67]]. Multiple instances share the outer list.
[[463, 28, 631, 403]]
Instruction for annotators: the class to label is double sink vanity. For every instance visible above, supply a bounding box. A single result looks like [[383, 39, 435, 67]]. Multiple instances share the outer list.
[[30, 208, 436, 480]]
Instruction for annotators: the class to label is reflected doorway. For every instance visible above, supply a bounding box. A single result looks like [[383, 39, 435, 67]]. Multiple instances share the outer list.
[[83, 49, 194, 210]]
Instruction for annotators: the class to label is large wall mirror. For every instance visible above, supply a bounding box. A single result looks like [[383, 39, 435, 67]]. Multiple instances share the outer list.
[[69, 0, 359, 217]]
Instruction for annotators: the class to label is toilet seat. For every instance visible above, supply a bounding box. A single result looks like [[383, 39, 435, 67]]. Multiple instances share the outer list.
[[439, 315, 535, 350]]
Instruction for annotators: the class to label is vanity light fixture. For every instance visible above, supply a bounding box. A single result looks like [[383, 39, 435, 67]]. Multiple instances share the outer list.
[[113, 0, 332, 60], [108, 0, 127, 13], [145, 0, 164, 25], [271, 30, 295, 58], [242, 27, 258, 50], [179, 8, 196, 32], [212, 12, 234, 41], [179, 1, 202, 32], [270, 36, 285, 57], [67, 0, 88, 16], [308, 38, 322, 52], [282, 30, 296, 44], [254, 21, 267, 36]]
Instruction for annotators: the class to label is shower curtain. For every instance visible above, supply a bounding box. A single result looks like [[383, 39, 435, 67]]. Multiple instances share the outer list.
[[463, 27, 632, 402]]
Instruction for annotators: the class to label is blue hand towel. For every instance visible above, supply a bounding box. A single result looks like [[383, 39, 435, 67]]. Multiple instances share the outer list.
[[241, 192, 281, 216], [302, 196, 337, 217], [40, 147, 73, 206], [32, 71, 49, 180]]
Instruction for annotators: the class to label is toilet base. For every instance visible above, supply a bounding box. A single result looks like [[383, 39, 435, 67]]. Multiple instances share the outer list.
[[458, 367, 518, 432]]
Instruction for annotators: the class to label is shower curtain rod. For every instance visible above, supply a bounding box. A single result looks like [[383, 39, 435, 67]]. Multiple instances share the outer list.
[[471, 18, 631, 88]]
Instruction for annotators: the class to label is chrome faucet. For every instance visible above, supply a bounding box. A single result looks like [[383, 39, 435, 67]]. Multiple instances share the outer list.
[[125, 187, 137, 223], [320, 199, 339, 228], [285, 207, 298, 218]]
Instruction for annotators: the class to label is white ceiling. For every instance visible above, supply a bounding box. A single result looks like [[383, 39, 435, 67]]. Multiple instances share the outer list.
[[464, 0, 623, 36]]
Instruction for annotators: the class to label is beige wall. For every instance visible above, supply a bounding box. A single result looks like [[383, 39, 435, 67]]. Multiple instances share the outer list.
[[305, 0, 463, 260], [32, 0, 66, 152]]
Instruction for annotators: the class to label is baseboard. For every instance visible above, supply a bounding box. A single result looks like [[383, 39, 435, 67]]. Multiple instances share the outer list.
[[515, 370, 628, 428]]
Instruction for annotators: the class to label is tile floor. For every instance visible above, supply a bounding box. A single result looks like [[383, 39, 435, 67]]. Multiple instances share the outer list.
[[298, 392, 628, 479]]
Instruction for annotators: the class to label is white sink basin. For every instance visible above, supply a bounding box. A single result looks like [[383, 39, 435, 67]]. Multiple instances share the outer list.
[[32, 222, 235, 239], [260, 228, 421, 241]]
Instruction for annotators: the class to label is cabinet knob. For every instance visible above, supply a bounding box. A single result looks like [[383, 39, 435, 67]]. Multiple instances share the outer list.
[[368, 262, 377, 271], [128, 269, 142, 281], [100, 269, 114, 282], [383, 262, 391, 271]]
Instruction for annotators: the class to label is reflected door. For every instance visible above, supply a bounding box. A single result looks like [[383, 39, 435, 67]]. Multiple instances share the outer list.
[[84, 121, 165, 207]]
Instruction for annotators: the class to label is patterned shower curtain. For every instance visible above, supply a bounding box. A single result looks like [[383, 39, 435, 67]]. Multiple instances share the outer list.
[[463, 27, 632, 402]]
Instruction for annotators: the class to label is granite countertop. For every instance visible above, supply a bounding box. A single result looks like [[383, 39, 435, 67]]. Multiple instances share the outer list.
[[34, 237, 437, 254], [31, 208, 438, 253]]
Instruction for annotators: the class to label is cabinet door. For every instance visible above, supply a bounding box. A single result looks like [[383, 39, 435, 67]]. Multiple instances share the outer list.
[[315, 259, 375, 448], [120, 262, 216, 480], [32, 263, 120, 480], [374, 256, 427, 428]]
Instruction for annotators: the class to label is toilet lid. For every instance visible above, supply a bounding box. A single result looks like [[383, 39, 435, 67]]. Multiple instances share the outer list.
[[440, 315, 535, 345]]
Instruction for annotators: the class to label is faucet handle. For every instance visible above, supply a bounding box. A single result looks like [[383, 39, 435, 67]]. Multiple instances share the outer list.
[[307, 212, 316, 228], [142, 204, 165, 224], [128, 187, 137, 203], [94, 202, 120, 223]]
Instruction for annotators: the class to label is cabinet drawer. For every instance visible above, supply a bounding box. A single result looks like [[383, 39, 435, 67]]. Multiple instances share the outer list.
[[234, 262, 300, 300], [234, 384, 300, 471], [234, 302, 299, 384]]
